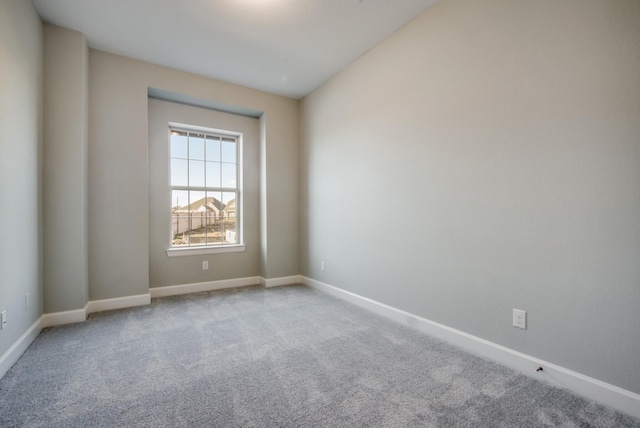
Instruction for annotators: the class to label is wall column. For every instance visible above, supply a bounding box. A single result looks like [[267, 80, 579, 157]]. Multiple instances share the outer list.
[[43, 24, 89, 312]]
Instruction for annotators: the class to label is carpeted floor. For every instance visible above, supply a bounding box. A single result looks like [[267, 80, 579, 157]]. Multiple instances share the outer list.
[[0, 284, 638, 427]]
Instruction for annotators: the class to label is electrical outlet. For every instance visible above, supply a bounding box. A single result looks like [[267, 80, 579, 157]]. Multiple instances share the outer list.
[[513, 309, 527, 329], [202, 261, 209, 270], [321, 261, 325, 271], [1, 311, 6, 330], [25, 292, 30, 309]]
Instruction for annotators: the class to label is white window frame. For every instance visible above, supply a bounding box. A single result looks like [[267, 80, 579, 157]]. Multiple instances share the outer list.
[[165, 122, 245, 257]]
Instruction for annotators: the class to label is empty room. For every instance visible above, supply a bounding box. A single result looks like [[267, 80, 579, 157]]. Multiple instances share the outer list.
[[1, 0, 639, 426]]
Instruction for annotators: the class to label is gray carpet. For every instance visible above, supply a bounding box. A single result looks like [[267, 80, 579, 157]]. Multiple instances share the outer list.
[[0, 285, 638, 427]]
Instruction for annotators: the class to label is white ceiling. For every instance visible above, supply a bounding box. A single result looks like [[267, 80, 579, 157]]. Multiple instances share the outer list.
[[32, 0, 438, 99]]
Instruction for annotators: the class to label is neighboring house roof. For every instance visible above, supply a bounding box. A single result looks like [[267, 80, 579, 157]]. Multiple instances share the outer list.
[[175, 197, 224, 213], [223, 199, 236, 212]]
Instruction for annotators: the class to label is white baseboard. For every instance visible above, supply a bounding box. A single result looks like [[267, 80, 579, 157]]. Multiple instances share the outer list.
[[260, 275, 302, 288], [150, 276, 261, 298], [42, 305, 88, 328], [147, 274, 302, 297], [86, 294, 150, 314], [301, 276, 640, 420], [40, 294, 151, 329], [0, 317, 43, 379]]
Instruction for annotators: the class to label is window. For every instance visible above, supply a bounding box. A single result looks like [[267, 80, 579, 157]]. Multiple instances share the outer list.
[[168, 124, 242, 252]]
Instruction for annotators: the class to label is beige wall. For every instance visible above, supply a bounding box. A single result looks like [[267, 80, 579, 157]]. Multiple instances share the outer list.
[[89, 51, 299, 300], [301, 0, 640, 394], [0, 0, 43, 357], [43, 24, 89, 313], [148, 99, 260, 286]]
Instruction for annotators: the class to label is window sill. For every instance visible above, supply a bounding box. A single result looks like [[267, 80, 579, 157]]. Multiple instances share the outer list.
[[166, 245, 245, 257]]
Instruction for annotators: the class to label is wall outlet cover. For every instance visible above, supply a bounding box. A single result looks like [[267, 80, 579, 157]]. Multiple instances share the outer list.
[[513, 309, 527, 330]]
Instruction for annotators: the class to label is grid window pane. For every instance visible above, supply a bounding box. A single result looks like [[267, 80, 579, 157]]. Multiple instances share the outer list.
[[170, 134, 188, 159], [204, 214, 219, 245], [222, 164, 236, 188], [222, 140, 236, 163], [207, 191, 223, 245], [186, 191, 206, 246], [172, 227, 189, 247], [222, 192, 235, 205], [171, 159, 188, 186], [206, 137, 221, 162], [224, 217, 237, 244], [189, 135, 205, 161], [189, 212, 207, 246], [205, 162, 221, 188], [189, 160, 205, 187], [171, 188, 190, 247], [172, 218, 189, 246], [222, 192, 237, 244], [188, 191, 206, 212], [171, 190, 189, 210]]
